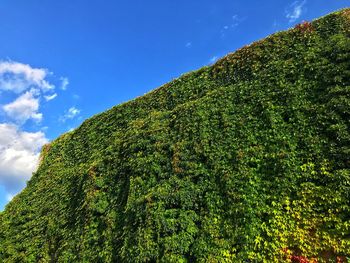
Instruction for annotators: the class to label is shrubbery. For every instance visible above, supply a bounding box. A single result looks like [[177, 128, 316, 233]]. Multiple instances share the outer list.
[[0, 8, 349, 262]]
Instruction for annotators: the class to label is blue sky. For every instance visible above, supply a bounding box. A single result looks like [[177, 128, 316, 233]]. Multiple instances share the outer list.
[[0, 0, 348, 210]]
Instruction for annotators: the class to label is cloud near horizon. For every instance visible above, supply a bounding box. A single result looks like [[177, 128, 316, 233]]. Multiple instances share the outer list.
[[59, 106, 80, 122], [209, 56, 218, 63], [286, 0, 306, 23], [0, 60, 69, 199], [0, 123, 48, 193]]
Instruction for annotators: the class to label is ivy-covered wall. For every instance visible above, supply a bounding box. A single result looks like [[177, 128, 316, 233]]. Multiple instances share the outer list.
[[0, 8, 349, 263]]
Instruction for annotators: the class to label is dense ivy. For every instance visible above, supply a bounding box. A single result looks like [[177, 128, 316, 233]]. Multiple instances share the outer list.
[[0, 8, 349, 262]]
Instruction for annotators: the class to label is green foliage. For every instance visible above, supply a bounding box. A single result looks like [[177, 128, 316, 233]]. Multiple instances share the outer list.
[[0, 8, 349, 262]]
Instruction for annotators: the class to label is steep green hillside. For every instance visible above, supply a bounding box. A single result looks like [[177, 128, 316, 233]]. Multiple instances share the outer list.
[[0, 9, 349, 262]]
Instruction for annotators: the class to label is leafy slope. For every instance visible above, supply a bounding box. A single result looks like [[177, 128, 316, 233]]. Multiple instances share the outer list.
[[0, 9, 350, 262]]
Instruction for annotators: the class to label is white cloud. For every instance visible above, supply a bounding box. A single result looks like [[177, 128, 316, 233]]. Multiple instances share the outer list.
[[3, 91, 42, 124], [44, 93, 57, 101], [0, 60, 70, 208], [286, 0, 306, 23], [60, 77, 69, 90], [60, 106, 80, 122], [0, 61, 58, 124], [0, 123, 48, 193], [0, 61, 54, 93]]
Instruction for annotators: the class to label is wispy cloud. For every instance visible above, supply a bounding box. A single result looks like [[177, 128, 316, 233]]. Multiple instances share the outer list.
[[209, 56, 218, 64], [185, 42, 192, 48], [60, 77, 69, 90], [231, 15, 241, 28], [6, 193, 14, 202], [59, 106, 80, 122], [44, 93, 57, 101], [221, 14, 244, 38], [286, 0, 306, 23]]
